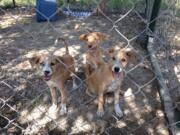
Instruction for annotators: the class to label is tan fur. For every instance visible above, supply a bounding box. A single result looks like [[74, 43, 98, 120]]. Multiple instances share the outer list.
[[79, 32, 108, 44], [108, 48, 137, 67], [80, 32, 108, 69], [29, 38, 75, 115], [85, 47, 137, 117]]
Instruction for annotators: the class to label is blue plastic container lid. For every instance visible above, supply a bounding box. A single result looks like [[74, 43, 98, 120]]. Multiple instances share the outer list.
[[36, 0, 58, 22]]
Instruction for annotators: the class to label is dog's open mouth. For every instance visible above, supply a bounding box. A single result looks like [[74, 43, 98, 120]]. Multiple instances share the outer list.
[[112, 71, 123, 78], [89, 45, 97, 51], [43, 75, 51, 81]]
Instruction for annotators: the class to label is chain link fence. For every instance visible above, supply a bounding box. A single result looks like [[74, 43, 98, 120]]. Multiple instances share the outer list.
[[0, 0, 180, 134]]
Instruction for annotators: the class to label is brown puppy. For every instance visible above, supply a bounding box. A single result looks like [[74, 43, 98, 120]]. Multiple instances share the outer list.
[[79, 31, 108, 70], [85, 47, 136, 117], [30, 38, 76, 115]]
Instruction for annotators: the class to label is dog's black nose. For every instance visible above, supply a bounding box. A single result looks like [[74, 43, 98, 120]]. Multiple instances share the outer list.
[[88, 45, 92, 48], [114, 67, 120, 73], [44, 71, 50, 75]]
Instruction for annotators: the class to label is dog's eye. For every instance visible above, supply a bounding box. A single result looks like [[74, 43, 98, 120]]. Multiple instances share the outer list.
[[40, 62, 44, 66], [121, 58, 126, 62], [112, 57, 116, 60], [51, 62, 55, 66]]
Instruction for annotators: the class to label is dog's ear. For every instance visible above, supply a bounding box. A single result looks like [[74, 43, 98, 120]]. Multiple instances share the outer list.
[[121, 48, 137, 62], [105, 47, 115, 58], [96, 32, 108, 41], [79, 34, 87, 41], [108, 48, 115, 54], [55, 56, 64, 64], [29, 56, 41, 67]]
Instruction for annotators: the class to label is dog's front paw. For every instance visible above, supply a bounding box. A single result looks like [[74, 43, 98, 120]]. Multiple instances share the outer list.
[[72, 82, 78, 90], [49, 104, 58, 113], [114, 104, 123, 118], [97, 109, 104, 117], [60, 104, 67, 115], [48, 104, 58, 119]]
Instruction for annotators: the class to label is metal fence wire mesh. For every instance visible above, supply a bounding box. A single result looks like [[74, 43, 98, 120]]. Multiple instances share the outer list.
[[0, 0, 180, 134]]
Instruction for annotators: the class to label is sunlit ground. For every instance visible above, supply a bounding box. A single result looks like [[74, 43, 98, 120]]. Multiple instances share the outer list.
[[0, 8, 173, 134]]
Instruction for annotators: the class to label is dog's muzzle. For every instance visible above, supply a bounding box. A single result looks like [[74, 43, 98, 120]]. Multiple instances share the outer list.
[[112, 67, 123, 78], [43, 71, 51, 81], [114, 67, 120, 73], [88, 45, 97, 51], [88, 45, 92, 49]]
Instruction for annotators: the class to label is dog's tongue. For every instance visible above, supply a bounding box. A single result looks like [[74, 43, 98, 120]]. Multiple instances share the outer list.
[[89, 46, 97, 51], [112, 72, 121, 78], [113, 73, 120, 78], [44, 75, 51, 81]]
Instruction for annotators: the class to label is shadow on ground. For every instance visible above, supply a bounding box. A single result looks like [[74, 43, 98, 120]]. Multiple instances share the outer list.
[[0, 8, 170, 134]]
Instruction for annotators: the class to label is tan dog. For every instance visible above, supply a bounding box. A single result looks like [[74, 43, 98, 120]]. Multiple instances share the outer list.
[[30, 38, 76, 115], [79, 31, 108, 70], [85, 47, 136, 117]]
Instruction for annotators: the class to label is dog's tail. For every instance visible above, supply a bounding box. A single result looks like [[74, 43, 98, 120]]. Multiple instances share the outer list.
[[55, 37, 69, 54]]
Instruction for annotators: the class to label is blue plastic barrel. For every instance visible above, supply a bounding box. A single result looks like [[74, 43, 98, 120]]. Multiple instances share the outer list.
[[36, 0, 57, 22]]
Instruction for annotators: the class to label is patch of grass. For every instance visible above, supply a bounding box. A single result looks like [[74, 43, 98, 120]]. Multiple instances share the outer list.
[[160, 0, 180, 17], [79, 0, 90, 7], [174, 1, 180, 17], [58, 0, 97, 10], [107, 0, 143, 12], [108, 0, 130, 10], [0, 0, 144, 11], [16, 0, 35, 6], [0, 0, 35, 8], [0, 0, 14, 8], [57, 0, 143, 11], [57, 0, 64, 6], [175, 1, 180, 9], [160, 0, 180, 11]]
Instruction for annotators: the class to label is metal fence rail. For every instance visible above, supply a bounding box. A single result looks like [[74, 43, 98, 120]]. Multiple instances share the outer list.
[[0, 0, 180, 134]]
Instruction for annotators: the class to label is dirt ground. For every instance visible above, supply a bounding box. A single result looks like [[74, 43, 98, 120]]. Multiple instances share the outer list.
[[0, 8, 170, 134], [154, 9, 180, 130]]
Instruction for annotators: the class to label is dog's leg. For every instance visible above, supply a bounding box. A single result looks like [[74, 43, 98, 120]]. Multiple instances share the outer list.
[[114, 90, 123, 117], [84, 64, 91, 77], [49, 87, 58, 114], [58, 83, 67, 115], [72, 76, 78, 90], [97, 92, 104, 117], [50, 87, 57, 104]]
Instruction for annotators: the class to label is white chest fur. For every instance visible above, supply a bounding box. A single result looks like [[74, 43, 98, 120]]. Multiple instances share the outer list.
[[106, 78, 122, 92]]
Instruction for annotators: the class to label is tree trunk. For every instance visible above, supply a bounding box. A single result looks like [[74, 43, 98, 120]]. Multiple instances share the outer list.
[[95, 0, 107, 15], [12, 0, 16, 7]]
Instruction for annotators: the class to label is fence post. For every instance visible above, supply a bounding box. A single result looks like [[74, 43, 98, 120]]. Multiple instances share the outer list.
[[95, 0, 107, 15], [145, 0, 154, 21], [147, 0, 180, 134], [148, 0, 161, 32], [144, 0, 161, 49], [12, 0, 16, 7]]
